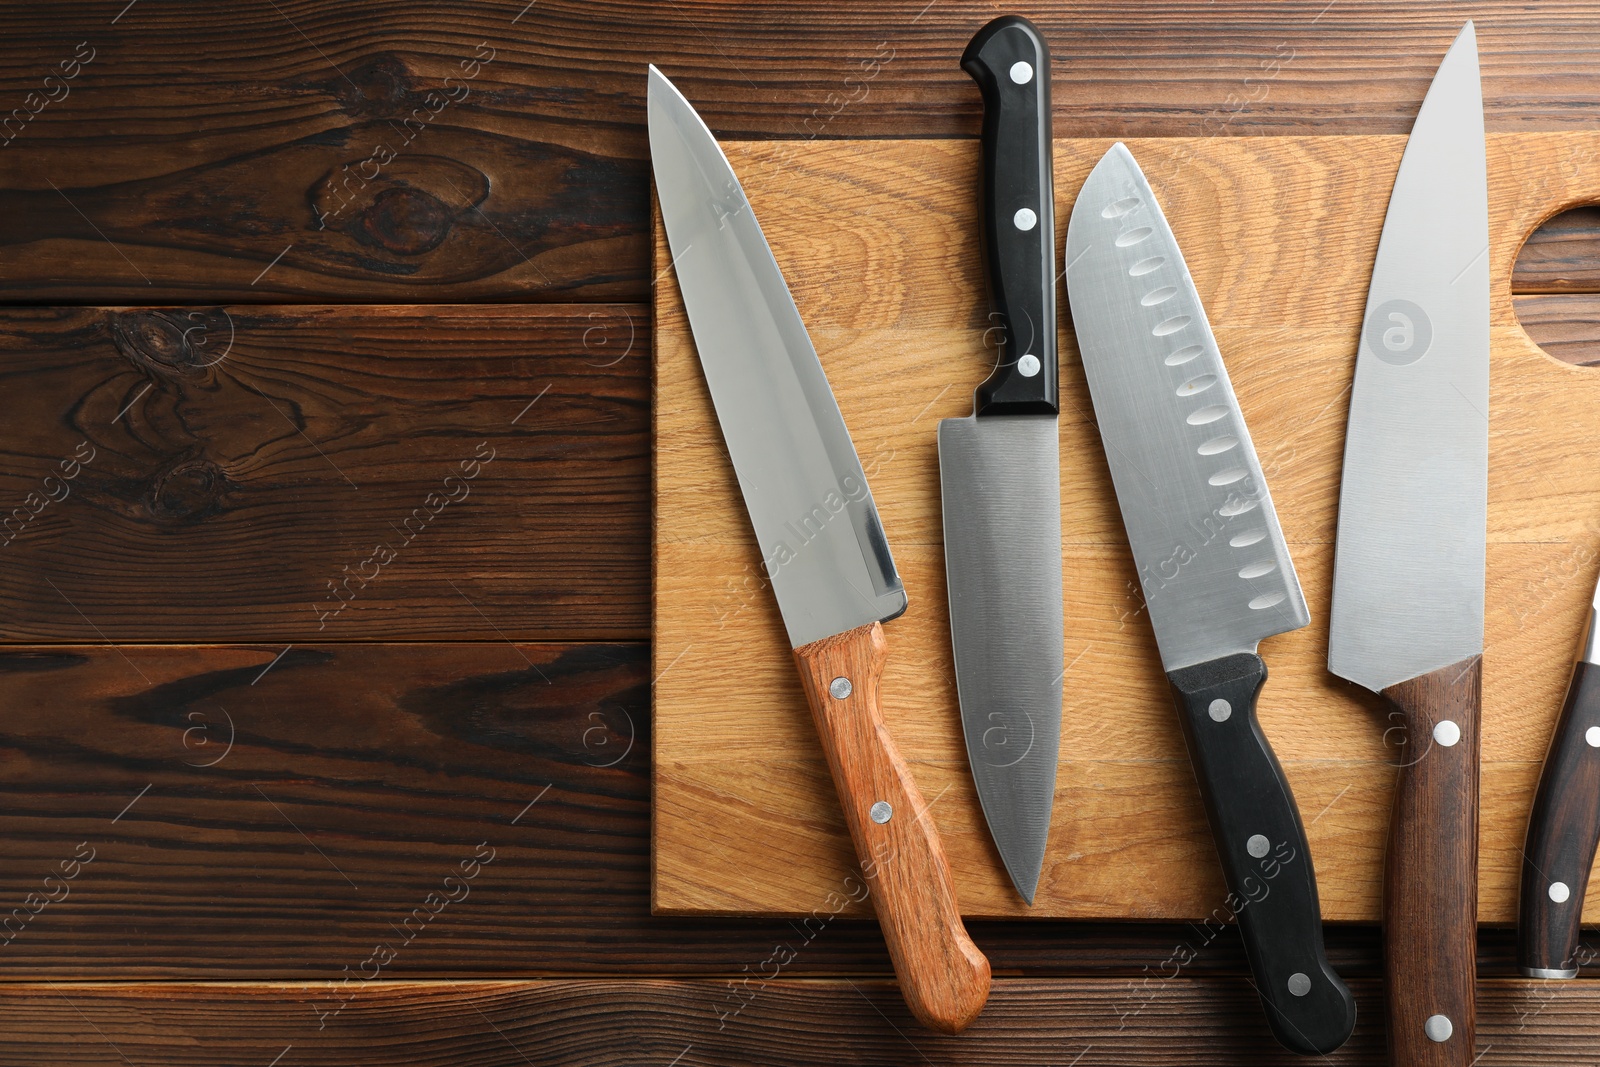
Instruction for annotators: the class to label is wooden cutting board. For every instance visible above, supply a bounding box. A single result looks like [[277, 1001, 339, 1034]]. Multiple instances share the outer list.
[[652, 132, 1600, 922]]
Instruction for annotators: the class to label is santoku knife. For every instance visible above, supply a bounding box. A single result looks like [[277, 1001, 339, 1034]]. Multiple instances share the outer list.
[[939, 14, 1063, 905], [1519, 565, 1600, 978], [648, 65, 991, 1034], [1066, 141, 1356, 1056], [1326, 22, 1487, 1067]]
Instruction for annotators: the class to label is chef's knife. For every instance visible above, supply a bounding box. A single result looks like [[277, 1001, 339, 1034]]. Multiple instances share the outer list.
[[1326, 22, 1486, 1066], [1519, 567, 1600, 979], [939, 14, 1062, 905], [1066, 142, 1356, 1055], [648, 65, 990, 1034]]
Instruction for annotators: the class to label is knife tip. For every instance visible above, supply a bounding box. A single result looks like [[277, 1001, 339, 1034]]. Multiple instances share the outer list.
[[1005, 861, 1041, 905]]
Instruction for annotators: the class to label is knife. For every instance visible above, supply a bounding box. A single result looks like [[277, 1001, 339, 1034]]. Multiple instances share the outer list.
[[648, 65, 991, 1034], [939, 14, 1062, 905], [1066, 142, 1356, 1055], [1519, 566, 1600, 979], [1326, 22, 1486, 1066]]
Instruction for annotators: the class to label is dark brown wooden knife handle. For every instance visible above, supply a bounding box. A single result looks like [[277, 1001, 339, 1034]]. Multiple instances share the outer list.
[[793, 621, 991, 1033], [1519, 657, 1600, 978], [1381, 656, 1481, 1067]]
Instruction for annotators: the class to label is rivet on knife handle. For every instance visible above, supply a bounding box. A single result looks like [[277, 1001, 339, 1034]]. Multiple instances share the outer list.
[[1519, 602, 1600, 978], [961, 15, 1057, 416], [1167, 653, 1357, 1055], [1381, 657, 1480, 1065], [794, 622, 992, 1034]]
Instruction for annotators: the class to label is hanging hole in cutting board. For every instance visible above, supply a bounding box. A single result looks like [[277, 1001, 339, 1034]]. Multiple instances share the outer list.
[[1513, 206, 1600, 368]]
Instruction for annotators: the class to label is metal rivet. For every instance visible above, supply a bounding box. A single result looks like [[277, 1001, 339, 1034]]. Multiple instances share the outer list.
[[1208, 699, 1232, 723], [1018, 354, 1041, 377], [1246, 834, 1269, 859], [829, 677, 852, 700], [1587, 726, 1600, 748], [1551, 881, 1572, 903], [1009, 60, 1034, 85], [1287, 972, 1311, 997], [1433, 719, 1461, 747], [869, 801, 893, 824], [1013, 207, 1038, 231], [1424, 1014, 1453, 1043]]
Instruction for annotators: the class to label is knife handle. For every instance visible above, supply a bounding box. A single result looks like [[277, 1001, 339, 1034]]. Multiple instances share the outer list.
[[1166, 652, 1356, 1056], [1381, 656, 1481, 1067], [793, 621, 991, 1033], [1519, 655, 1600, 978], [961, 15, 1057, 417]]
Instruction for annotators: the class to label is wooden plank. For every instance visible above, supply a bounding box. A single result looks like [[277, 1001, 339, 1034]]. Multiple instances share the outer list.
[[1513, 207, 1600, 294], [0, 640, 1415, 979], [0, 2, 1598, 300], [0, 304, 647, 642], [1516, 294, 1600, 364], [652, 132, 1600, 919], [3, 977, 1600, 1065]]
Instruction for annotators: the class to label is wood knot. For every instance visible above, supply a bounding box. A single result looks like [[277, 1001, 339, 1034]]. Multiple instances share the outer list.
[[110, 309, 234, 378], [148, 457, 230, 523], [352, 186, 454, 255], [310, 155, 490, 257], [330, 54, 414, 115]]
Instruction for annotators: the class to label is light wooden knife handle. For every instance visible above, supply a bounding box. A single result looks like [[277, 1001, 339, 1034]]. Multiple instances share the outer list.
[[793, 621, 991, 1033], [1381, 655, 1481, 1067]]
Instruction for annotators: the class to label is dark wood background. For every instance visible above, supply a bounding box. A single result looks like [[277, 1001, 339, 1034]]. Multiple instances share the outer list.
[[2, 2, 1600, 1063]]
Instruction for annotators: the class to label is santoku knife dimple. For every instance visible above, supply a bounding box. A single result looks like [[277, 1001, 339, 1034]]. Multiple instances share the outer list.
[[1519, 565, 1600, 979], [939, 14, 1063, 906], [1066, 141, 1356, 1056], [1326, 22, 1487, 1067], [648, 65, 990, 1035]]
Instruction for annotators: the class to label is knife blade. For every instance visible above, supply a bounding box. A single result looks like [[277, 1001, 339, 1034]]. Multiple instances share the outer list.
[[1066, 141, 1356, 1055], [939, 14, 1062, 906], [648, 64, 990, 1034], [1326, 21, 1487, 1066], [1519, 566, 1600, 979]]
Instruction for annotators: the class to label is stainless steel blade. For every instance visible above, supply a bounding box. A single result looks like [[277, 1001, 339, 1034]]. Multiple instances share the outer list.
[[938, 414, 1061, 902], [648, 66, 906, 648], [1065, 142, 1309, 671], [1328, 23, 1487, 692]]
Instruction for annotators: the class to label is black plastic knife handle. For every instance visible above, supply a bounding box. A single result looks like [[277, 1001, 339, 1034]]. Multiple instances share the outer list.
[[962, 15, 1057, 417], [1519, 651, 1600, 978], [1167, 652, 1357, 1056]]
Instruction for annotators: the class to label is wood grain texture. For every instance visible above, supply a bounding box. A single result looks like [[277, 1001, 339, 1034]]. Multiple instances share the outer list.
[[1381, 657, 1483, 1067], [653, 132, 1600, 919], [1511, 294, 1600, 364], [0, 3, 1597, 300], [1519, 658, 1600, 977], [1512, 207, 1600, 294], [792, 621, 990, 1032], [0, 304, 646, 642], [4, 976, 1600, 1066]]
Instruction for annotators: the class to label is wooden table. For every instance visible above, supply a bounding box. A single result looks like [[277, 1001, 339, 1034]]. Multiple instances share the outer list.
[[2, 2, 1600, 1063]]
